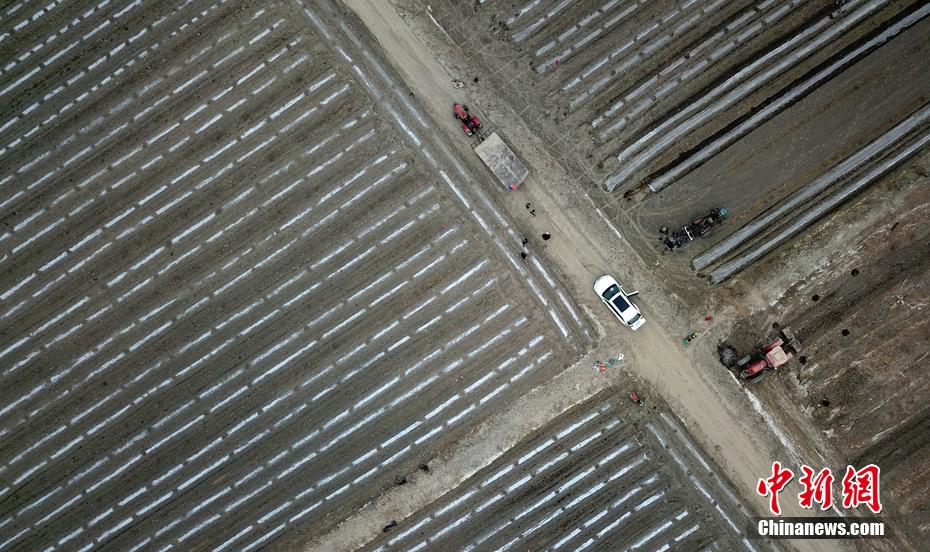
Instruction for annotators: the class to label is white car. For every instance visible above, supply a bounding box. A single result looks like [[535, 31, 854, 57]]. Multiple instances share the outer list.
[[594, 275, 645, 331]]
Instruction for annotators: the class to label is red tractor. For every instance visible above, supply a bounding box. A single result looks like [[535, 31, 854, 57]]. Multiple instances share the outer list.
[[734, 328, 801, 383], [453, 103, 482, 136]]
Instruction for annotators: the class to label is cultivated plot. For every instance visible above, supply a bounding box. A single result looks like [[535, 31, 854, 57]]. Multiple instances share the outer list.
[[358, 392, 768, 552], [426, 0, 930, 278], [0, 1, 587, 550]]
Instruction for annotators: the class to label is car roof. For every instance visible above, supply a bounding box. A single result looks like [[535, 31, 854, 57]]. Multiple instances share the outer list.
[[610, 294, 631, 313]]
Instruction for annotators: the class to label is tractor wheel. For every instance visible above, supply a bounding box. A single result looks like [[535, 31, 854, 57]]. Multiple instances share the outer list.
[[717, 344, 738, 368], [462, 104, 469, 112]]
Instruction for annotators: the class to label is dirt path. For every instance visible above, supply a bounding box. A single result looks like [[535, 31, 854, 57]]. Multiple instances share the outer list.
[[333, 2, 848, 551]]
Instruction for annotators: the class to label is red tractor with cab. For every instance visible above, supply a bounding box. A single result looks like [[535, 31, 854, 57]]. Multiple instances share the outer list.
[[735, 327, 801, 382], [453, 103, 482, 136]]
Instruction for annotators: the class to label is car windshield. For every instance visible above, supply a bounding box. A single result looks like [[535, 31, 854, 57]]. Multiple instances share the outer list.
[[601, 284, 620, 301], [611, 295, 630, 313], [628, 313, 642, 325]]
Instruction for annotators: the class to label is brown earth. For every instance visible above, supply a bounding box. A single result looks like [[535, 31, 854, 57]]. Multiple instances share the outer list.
[[2, 0, 926, 550], [722, 155, 930, 551], [349, 0, 930, 550]]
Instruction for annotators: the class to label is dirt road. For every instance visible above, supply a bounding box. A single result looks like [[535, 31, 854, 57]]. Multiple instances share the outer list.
[[335, 2, 848, 551]]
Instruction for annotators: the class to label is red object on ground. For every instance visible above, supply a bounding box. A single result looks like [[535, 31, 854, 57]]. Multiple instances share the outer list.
[[452, 103, 481, 136], [738, 328, 800, 382], [704, 315, 714, 321]]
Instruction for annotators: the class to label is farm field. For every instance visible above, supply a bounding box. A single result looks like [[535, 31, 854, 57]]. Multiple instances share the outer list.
[[3, 0, 928, 551], [0, 1, 590, 550], [384, 0, 930, 550], [358, 392, 767, 552]]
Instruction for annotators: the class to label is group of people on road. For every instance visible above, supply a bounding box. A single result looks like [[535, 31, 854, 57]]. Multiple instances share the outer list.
[[519, 203, 552, 259]]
